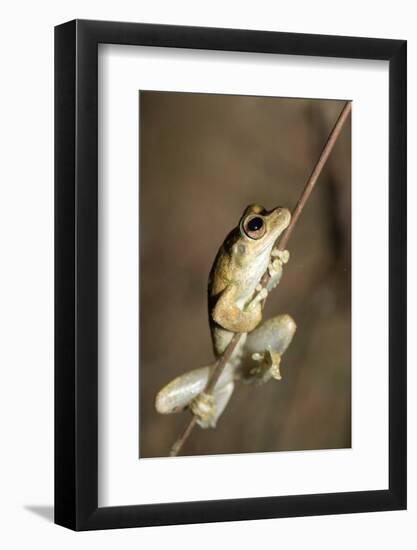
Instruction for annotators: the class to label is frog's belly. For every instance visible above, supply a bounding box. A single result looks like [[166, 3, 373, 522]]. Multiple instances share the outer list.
[[235, 256, 269, 309]]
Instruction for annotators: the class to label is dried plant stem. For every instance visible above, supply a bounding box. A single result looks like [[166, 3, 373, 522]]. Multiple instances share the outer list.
[[169, 333, 241, 457], [169, 101, 352, 457], [278, 101, 352, 251]]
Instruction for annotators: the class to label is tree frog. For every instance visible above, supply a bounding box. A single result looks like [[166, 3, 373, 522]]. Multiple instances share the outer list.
[[155, 204, 296, 429]]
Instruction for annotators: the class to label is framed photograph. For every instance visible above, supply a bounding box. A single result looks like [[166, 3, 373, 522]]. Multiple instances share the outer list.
[[55, 19, 406, 530]]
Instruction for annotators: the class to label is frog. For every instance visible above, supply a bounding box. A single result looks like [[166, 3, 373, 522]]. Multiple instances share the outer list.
[[155, 204, 296, 429]]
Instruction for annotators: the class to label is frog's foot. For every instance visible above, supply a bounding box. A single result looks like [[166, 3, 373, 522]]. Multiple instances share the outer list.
[[239, 314, 296, 383], [190, 392, 216, 427], [190, 382, 235, 429], [249, 349, 282, 384], [271, 248, 290, 264]]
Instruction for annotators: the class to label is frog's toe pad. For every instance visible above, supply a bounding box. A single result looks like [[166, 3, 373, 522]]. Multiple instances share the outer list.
[[270, 362, 282, 380], [268, 350, 282, 380], [249, 350, 282, 383], [272, 248, 290, 263]]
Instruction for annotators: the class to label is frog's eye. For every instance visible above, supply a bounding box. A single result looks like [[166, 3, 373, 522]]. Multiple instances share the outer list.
[[243, 215, 266, 240]]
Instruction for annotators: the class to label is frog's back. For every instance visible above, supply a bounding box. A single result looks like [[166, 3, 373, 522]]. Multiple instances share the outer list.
[[207, 230, 239, 356], [207, 228, 238, 304]]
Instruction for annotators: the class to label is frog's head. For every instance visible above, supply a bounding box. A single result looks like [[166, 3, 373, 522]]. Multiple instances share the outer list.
[[237, 204, 291, 256]]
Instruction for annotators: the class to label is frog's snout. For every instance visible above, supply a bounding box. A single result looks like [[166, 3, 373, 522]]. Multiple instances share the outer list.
[[273, 207, 291, 229]]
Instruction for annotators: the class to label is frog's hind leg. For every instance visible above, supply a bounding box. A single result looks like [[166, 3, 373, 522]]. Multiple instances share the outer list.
[[155, 365, 210, 415], [241, 314, 296, 384], [246, 314, 296, 356], [155, 362, 235, 429]]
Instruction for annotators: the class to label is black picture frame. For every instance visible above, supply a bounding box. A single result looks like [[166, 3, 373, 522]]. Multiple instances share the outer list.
[[55, 19, 407, 531]]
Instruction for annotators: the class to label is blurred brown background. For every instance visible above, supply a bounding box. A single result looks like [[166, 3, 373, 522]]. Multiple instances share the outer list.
[[139, 91, 351, 458]]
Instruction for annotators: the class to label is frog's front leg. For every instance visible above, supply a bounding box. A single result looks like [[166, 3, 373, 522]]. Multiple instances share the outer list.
[[266, 249, 290, 291], [242, 314, 296, 384]]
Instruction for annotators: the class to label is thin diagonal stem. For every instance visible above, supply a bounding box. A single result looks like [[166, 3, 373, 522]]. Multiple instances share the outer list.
[[169, 101, 352, 457]]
